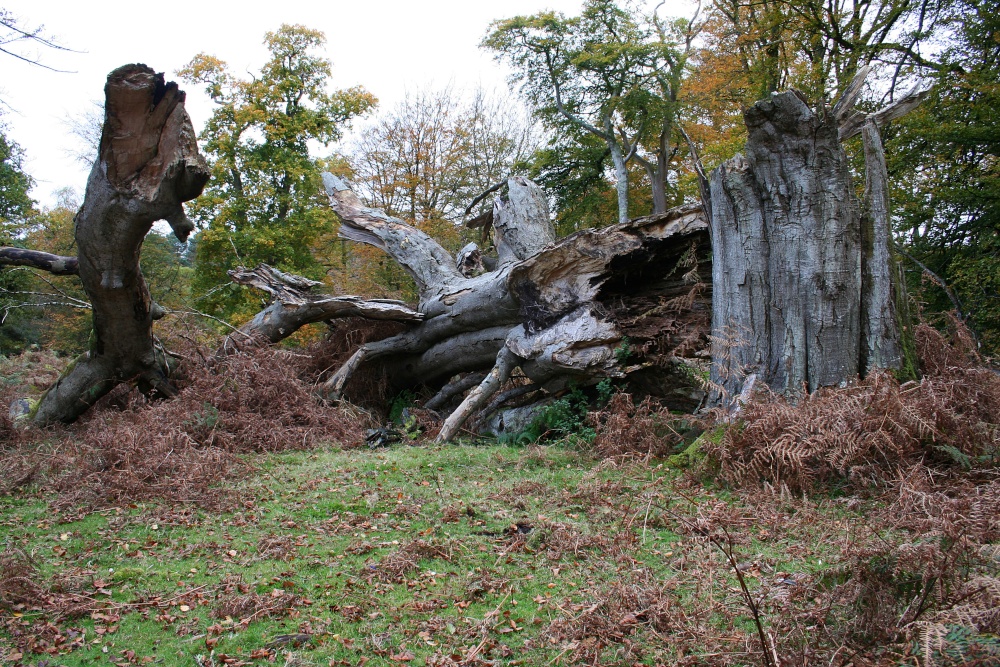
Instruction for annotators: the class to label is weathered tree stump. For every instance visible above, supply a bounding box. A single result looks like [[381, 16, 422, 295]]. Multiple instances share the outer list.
[[708, 68, 924, 402], [31, 65, 209, 425]]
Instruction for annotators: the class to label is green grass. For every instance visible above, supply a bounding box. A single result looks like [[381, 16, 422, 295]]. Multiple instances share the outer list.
[[0, 441, 869, 666]]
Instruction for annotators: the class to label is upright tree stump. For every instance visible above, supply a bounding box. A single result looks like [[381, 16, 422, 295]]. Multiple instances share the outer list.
[[708, 73, 923, 402], [32, 65, 209, 425]]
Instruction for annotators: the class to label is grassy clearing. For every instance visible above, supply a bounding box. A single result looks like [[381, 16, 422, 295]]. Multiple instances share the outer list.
[[2, 324, 998, 666], [1, 440, 865, 667]]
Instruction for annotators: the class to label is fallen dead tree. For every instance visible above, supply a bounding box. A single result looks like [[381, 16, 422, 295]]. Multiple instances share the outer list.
[[218, 264, 423, 353], [317, 174, 711, 441]]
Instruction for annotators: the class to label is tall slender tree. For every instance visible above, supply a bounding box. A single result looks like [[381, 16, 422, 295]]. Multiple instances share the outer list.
[[485, 0, 688, 223], [179, 24, 376, 321]]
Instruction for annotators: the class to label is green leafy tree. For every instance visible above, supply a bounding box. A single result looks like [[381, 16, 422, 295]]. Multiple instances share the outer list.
[[485, 1, 688, 224], [0, 121, 37, 353], [527, 123, 618, 234], [179, 24, 376, 321], [887, 0, 1000, 353], [0, 125, 32, 229]]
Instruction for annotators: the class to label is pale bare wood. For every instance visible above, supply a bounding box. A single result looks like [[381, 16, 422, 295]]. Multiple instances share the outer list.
[[222, 264, 423, 351]]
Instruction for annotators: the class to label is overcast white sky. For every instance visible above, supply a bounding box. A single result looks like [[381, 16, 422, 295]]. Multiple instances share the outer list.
[[1, 0, 684, 208]]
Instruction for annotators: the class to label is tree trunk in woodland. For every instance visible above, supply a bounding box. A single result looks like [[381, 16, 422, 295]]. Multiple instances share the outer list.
[[709, 71, 923, 402], [322, 174, 711, 440], [31, 65, 209, 425]]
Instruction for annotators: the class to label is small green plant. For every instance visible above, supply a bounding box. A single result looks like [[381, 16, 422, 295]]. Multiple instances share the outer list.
[[595, 378, 615, 406], [614, 337, 633, 365], [400, 411, 421, 441], [388, 389, 416, 424], [500, 383, 608, 445], [185, 403, 219, 430]]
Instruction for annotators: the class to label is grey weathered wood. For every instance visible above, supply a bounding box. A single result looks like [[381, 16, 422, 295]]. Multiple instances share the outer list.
[[0, 248, 79, 275], [321, 176, 533, 400], [508, 204, 709, 389], [425, 371, 488, 412], [838, 84, 930, 142], [831, 65, 871, 124], [32, 65, 209, 425], [709, 75, 921, 403], [221, 264, 423, 351], [709, 90, 862, 400], [324, 173, 464, 305], [492, 176, 556, 264], [860, 119, 903, 372], [437, 347, 520, 442], [323, 172, 711, 438]]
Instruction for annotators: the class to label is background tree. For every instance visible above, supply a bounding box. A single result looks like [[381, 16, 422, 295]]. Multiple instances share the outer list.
[[485, 1, 659, 224], [0, 119, 36, 353], [684, 0, 950, 176], [352, 87, 539, 219], [0, 8, 74, 74], [339, 86, 538, 299], [3, 192, 89, 354], [528, 126, 619, 234], [887, 0, 1000, 354], [486, 0, 699, 226], [179, 24, 376, 322], [693, 0, 948, 108], [628, 6, 700, 215]]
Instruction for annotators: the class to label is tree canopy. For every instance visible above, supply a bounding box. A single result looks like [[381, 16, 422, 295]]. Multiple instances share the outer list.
[[887, 0, 1000, 351], [484, 0, 695, 223], [179, 24, 376, 321], [0, 120, 36, 353]]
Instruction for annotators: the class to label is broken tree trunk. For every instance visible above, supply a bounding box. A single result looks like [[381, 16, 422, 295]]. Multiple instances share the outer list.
[[219, 264, 423, 353], [708, 69, 922, 402], [31, 65, 209, 425], [323, 174, 711, 440]]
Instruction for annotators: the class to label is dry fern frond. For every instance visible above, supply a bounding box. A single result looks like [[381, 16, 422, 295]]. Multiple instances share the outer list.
[[704, 322, 1000, 493]]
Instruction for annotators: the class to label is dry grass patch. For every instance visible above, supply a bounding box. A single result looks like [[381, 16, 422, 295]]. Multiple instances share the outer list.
[[0, 345, 368, 509]]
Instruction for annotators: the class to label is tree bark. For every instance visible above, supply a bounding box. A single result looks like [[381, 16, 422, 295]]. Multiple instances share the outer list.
[[0, 248, 78, 275], [32, 65, 209, 425], [708, 72, 921, 403], [860, 119, 904, 373], [323, 173, 711, 439], [709, 90, 862, 399], [220, 264, 423, 352]]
